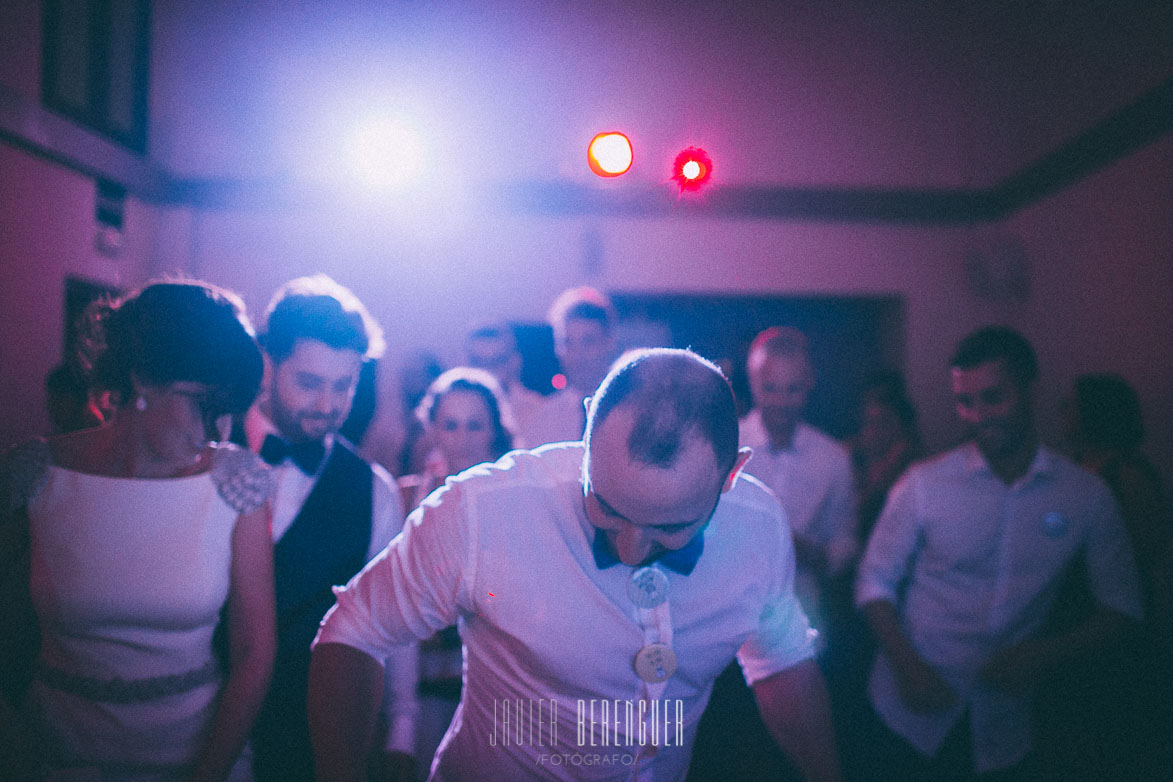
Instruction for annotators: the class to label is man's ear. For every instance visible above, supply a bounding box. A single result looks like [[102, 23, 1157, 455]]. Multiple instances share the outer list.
[[581, 396, 595, 443], [722, 447, 753, 493]]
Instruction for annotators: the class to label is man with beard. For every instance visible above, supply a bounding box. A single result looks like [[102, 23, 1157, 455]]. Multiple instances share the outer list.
[[245, 275, 416, 782], [855, 326, 1142, 780]]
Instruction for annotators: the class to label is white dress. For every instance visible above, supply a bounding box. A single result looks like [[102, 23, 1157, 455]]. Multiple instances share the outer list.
[[18, 444, 268, 781]]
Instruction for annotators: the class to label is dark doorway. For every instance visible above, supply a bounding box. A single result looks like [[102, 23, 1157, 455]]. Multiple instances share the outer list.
[[609, 293, 905, 439]]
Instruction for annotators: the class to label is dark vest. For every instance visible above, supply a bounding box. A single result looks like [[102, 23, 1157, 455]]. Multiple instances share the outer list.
[[272, 438, 372, 679], [253, 438, 373, 782]]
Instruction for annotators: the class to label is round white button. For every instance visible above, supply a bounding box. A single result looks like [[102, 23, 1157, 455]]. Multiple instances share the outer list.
[[634, 643, 678, 683], [627, 566, 669, 609]]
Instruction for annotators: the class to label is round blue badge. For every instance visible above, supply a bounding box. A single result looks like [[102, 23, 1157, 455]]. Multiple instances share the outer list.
[[1042, 511, 1069, 538]]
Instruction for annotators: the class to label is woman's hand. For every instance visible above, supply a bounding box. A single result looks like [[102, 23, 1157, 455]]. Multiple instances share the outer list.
[[186, 503, 276, 781]]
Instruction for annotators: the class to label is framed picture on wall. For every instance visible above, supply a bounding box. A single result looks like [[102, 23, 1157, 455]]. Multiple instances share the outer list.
[[42, 0, 152, 153]]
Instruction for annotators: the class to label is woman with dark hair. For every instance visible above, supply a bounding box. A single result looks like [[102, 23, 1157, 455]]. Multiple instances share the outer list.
[[851, 370, 921, 543], [398, 367, 517, 511], [1065, 373, 1168, 615], [0, 281, 275, 781]]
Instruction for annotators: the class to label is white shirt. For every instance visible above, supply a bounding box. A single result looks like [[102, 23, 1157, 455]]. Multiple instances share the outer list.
[[315, 443, 815, 781], [739, 414, 858, 619], [245, 409, 418, 753], [504, 384, 550, 450], [522, 388, 588, 447], [855, 443, 1142, 772]]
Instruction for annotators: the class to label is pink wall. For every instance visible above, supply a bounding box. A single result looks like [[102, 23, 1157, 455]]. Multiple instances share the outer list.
[[0, 0, 162, 445], [0, 143, 155, 445], [146, 1, 1173, 189], [147, 0, 972, 186], [954, 2, 1173, 183], [1003, 134, 1173, 486]]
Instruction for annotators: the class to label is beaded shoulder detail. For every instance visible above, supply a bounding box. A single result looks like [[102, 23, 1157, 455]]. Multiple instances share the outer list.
[[211, 443, 273, 515], [0, 438, 50, 516]]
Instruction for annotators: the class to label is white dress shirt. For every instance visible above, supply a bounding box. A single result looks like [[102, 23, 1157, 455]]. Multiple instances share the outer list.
[[856, 443, 1142, 772], [245, 409, 418, 753], [504, 383, 550, 450], [739, 413, 858, 621], [521, 388, 588, 447], [315, 443, 815, 781]]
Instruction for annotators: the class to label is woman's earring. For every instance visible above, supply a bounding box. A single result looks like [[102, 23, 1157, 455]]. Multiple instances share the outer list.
[[135, 395, 147, 412]]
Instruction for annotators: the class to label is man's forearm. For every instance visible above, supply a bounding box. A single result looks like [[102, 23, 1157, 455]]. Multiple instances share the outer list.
[[864, 597, 958, 711], [308, 642, 385, 782], [752, 659, 842, 782], [380, 642, 420, 754]]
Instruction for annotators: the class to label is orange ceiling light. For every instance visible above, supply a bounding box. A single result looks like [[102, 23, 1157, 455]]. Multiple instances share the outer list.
[[587, 132, 633, 177]]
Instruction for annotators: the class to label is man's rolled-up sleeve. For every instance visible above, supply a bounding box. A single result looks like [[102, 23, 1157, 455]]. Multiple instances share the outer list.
[[856, 471, 922, 608], [314, 480, 474, 661], [738, 508, 817, 684], [738, 594, 817, 685]]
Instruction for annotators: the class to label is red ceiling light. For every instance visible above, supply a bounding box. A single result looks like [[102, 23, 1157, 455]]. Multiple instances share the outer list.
[[672, 146, 713, 192], [588, 132, 633, 177]]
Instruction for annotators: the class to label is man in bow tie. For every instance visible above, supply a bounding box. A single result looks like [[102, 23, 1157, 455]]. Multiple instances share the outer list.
[[309, 348, 841, 781], [244, 275, 415, 782]]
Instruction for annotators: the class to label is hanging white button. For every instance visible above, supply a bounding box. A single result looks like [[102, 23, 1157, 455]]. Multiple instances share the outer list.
[[628, 566, 669, 609], [634, 643, 677, 683]]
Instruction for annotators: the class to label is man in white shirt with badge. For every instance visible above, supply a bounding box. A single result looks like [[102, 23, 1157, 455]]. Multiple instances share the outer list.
[[856, 326, 1142, 779], [308, 348, 841, 781], [244, 275, 416, 782]]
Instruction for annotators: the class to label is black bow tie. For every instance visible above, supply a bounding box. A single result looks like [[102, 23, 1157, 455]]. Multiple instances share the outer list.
[[259, 434, 326, 475], [591, 528, 704, 575]]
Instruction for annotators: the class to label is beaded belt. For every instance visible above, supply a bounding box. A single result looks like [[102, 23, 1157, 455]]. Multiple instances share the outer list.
[[37, 659, 220, 703]]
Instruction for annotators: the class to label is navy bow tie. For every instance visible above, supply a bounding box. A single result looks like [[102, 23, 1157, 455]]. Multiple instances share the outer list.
[[591, 528, 704, 575], [259, 434, 326, 475]]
